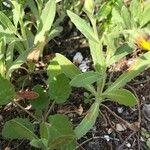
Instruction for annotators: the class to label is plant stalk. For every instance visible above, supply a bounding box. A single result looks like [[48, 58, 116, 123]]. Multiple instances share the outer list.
[[13, 101, 39, 122]]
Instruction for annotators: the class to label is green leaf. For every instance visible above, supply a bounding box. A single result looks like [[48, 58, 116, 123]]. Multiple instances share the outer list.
[[103, 88, 137, 106], [30, 138, 48, 149], [140, 1, 150, 27], [2, 118, 38, 140], [75, 101, 100, 139], [47, 59, 62, 82], [89, 40, 105, 72], [6, 46, 33, 79], [111, 8, 125, 28], [147, 140, 150, 149], [55, 53, 81, 79], [49, 74, 71, 103], [0, 11, 17, 34], [70, 71, 101, 87], [67, 10, 99, 43], [6, 41, 15, 69], [40, 122, 51, 142], [96, 1, 112, 22], [48, 26, 63, 42], [105, 51, 150, 93], [30, 85, 49, 110], [0, 38, 6, 77], [60, 139, 77, 150], [34, 0, 56, 44], [84, 0, 94, 15], [11, 0, 24, 27], [47, 114, 75, 149], [130, 0, 142, 25], [27, 0, 39, 20], [108, 43, 133, 66], [121, 6, 131, 29], [0, 75, 15, 105]]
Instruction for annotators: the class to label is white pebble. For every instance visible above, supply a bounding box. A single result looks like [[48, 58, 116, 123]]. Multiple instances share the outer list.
[[104, 135, 110, 142], [117, 107, 124, 113], [73, 52, 83, 64], [126, 142, 131, 148], [116, 123, 126, 131], [79, 63, 89, 72], [108, 128, 113, 134]]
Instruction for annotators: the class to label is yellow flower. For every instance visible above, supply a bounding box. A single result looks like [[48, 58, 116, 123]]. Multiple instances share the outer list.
[[137, 37, 150, 51]]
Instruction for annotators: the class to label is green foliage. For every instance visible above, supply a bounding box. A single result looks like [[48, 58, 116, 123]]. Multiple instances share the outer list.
[[64, 0, 150, 139], [75, 101, 100, 139], [103, 88, 137, 106], [49, 73, 71, 104], [67, 10, 99, 43], [1, 0, 150, 149], [2, 118, 38, 140], [0, 0, 62, 79], [141, 129, 150, 149], [0, 75, 15, 105], [70, 71, 101, 88], [2, 115, 76, 150], [47, 114, 76, 149], [31, 85, 49, 110], [55, 53, 81, 79]]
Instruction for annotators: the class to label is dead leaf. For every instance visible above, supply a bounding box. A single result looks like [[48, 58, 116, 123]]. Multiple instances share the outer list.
[[27, 47, 41, 62], [16, 91, 39, 100], [4, 147, 11, 150], [76, 104, 84, 115]]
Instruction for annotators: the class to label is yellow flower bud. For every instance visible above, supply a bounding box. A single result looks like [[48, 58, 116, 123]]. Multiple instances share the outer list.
[[137, 37, 150, 51]]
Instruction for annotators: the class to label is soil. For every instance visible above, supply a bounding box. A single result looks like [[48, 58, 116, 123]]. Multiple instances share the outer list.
[[0, 20, 150, 150]]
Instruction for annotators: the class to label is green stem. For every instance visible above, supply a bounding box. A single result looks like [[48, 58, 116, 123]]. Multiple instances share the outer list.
[[91, 18, 98, 39], [13, 101, 39, 122], [85, 85, 97, 96], [19, 19, 29, 49]]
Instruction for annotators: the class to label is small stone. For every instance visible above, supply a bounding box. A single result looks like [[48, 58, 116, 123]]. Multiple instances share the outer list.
[[79, 63, 89, 72], [117, 107, 124, 113], [141, 96, 146, 101], [140, 136, 145, 142], [142, 104, 150, 121], [4, 147, 11, 150], [108, 128, 113, 134], [140, 84, 143, 87], [126, 142, 131, 148], [73, 52, 83, 64], [104, 135, 110, 142], [116, 123, 126, 131]]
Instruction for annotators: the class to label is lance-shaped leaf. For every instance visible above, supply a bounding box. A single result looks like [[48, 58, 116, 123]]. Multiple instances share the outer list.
[[55, 53, 81, 79], [0, 75, 15, 105], [75, 101, 100, 139], [2, 118, 38, 140], [70, 71, 101, 87], [0, 11, 17, 34], [108, 43, 133, 66], [105, 51, 150, 93], [34, 0, 56, 44], [11, 0, 24, 28], [6, 46, 34, 79], [67, 10, 99, 43], [140, 1, 150, 27], [89, 40, 105, 72], [103, 88, 137, 106]]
